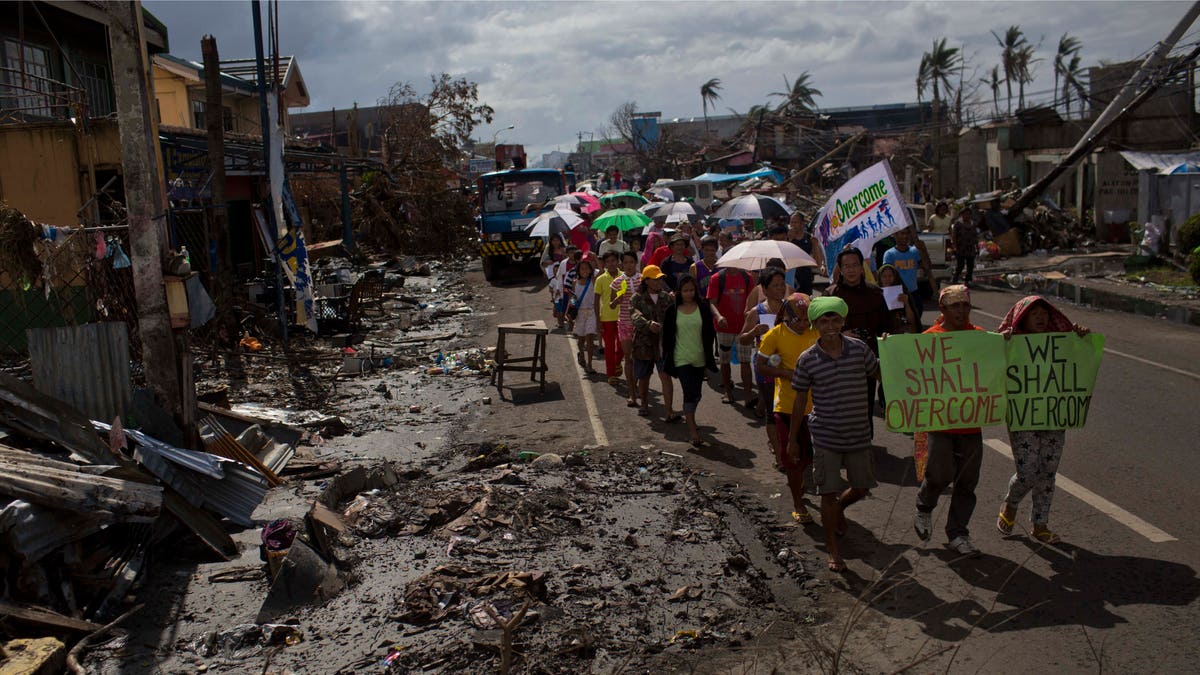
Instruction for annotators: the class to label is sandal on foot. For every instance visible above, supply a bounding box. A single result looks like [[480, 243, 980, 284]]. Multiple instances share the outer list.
[[996, 508, 1016, 536], [576, 353, 586, 367], [664, 413, 683, 424], [827, 558, 847, 573], [1032, 529, 1061, 544], [637, 408, 650, 417], [626, 399, 639, 408], [720, 395, 734, 405], [791, 510, 814, 524]]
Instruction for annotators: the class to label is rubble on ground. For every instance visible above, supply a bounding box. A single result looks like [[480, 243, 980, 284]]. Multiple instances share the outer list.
[[152, 444, 816, 673]]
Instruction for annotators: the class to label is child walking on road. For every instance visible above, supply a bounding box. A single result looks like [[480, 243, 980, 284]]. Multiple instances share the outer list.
[[995, 295, 1090, 544], [757, 294, 819, 523], [572, 257, 598, 373]]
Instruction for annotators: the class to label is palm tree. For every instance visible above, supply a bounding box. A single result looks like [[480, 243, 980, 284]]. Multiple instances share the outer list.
[[1053, 33, 1082, 111], [981, 65, 1004, 118], [918, 38, 961, 196], [1061, 54, 1088, 118], [992, 25, 1029, 114], [919, 38, 961, 112], [770, 71, 822, 116], [1016, 44, 1040, 110], [916, 53, 931, 107], [699, 78, 723, 138]]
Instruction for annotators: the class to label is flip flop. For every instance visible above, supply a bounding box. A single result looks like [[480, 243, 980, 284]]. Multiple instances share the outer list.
[[637, 408, 650, 417], [720, 395, 734, 405], [827, 558, 846, 573], [664, 414, 683, 424], [791, 510, 814, 524], [996, 508, 1016, 536], [626, 399, 639, 408], [1032, 529, 1061, 544]]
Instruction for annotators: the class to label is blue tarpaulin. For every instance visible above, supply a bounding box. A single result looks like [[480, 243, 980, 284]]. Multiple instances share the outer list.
[[692, 167, 786, 185]]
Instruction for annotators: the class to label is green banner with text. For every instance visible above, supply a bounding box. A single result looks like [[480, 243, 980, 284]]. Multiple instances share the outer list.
[[879, 332, 1008, 433], [1005, 332, 1105, 431]]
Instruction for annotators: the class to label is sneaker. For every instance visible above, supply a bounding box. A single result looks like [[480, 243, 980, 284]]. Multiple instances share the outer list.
[[947, 535, 980, 558], [914, 511, 932, 541]]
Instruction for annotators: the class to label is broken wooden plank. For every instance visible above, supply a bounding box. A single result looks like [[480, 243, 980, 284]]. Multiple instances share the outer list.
[[0, 452, 162, 521], [0, 600, 102, 633], [162, 490, 237, 561]]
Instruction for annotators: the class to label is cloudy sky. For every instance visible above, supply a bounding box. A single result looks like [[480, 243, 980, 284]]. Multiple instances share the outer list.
[[146, 1, 1191, 161]]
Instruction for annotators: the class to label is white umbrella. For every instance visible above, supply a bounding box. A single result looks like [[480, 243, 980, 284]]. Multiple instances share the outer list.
[[715, 240, 817, 271], [712, 194, 794, 221], [642, 225, 677, 235], [525, 208, 583, 238], [651, 201, 707, 223], [647, 186, 675, 201]]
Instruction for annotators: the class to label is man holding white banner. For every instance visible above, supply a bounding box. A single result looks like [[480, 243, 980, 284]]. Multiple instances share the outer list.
[[814, 160, 913, 278]]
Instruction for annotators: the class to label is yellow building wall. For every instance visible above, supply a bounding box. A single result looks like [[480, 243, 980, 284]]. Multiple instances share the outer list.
[[0, 123, 85, 226], [153, 69, 193, 128], [0, 121, 123, 227], [153, 64, 266, 134]]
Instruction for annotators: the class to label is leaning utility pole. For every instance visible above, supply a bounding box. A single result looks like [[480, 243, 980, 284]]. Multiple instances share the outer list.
[[1009, 1, 1200, 218], [105, 0, 183, 417], [201, 35, 233, 310]]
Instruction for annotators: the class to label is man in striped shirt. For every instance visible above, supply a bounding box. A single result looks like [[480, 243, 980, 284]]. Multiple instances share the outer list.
[[787, 296, 880, 573]]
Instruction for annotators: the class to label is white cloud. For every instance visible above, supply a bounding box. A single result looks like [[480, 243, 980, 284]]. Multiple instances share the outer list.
[[146, 0, 1190, 162]]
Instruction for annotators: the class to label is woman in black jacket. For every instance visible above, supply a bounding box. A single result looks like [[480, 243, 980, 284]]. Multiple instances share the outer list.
[[663, 275, 717, 446]]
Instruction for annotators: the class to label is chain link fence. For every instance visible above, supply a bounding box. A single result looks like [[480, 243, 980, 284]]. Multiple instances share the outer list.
[[0, 226, 141, 360]]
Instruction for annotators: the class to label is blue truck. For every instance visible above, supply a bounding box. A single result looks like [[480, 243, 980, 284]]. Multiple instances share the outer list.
[[477, 168, 567, 280]]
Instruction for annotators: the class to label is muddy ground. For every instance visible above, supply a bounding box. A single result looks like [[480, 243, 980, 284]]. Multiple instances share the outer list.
[[81, 259, 832, 674]]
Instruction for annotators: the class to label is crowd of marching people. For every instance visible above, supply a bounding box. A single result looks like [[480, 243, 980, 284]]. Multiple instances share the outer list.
[[537, 190, 1088, 572]]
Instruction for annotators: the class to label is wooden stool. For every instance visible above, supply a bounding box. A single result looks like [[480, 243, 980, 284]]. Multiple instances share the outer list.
[[492, 320, 549, 395]]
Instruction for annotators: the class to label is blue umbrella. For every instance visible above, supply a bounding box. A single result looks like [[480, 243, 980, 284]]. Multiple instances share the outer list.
[[1167, 162, 1200, 174]]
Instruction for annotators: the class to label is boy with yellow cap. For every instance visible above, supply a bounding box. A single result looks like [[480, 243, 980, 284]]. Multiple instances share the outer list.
[[787, 295, 881, 573]]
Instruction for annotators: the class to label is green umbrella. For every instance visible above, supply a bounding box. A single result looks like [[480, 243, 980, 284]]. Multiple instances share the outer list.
[[600, 190, 649, 206], [591, 208, 651, 232]]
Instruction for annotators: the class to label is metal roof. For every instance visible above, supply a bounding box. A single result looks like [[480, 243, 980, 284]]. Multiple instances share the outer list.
[[153, 54, 259, 95], [1119, 150, 1200, 174]]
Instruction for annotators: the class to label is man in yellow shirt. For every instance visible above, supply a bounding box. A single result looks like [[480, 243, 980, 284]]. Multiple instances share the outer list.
[[756, 293, 819, 523], [595, 251, 624, 384]]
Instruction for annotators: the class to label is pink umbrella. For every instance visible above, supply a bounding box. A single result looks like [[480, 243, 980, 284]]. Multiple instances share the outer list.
[[553, 192, 602, 214]]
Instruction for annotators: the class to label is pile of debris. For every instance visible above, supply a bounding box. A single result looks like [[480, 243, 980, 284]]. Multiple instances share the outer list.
[[1022, 202, 1095, 251], [176, 443, 818, 673], [0, 372, 305, 670], [351, 172, 476, 256]]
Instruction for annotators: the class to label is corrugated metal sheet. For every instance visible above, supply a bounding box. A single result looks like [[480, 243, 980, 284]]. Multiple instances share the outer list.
[[0, 500, 106, 562], [97, 420, 270, 527], [27, 323, 131, 422]]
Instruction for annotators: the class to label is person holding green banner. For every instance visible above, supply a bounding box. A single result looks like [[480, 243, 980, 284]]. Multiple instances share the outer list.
[[914, 284, 987, 558], [788, 295, 880, 573], [995, 296, 1091, 544]]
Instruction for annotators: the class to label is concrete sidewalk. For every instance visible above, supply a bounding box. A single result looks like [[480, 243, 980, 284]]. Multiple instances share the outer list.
[[969, 246, 1200, 327]]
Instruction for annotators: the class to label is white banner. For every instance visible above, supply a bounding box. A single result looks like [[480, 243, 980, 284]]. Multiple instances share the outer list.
[[814, 159, 912, 275]]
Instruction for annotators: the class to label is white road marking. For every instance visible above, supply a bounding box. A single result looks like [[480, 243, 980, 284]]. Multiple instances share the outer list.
[[983, 438, 1177, 543], [971, 308, 1200, 381], [565, 337, 609, 447]]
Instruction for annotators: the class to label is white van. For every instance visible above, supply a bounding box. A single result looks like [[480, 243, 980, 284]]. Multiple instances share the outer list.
[[652, 180, 714, 203]]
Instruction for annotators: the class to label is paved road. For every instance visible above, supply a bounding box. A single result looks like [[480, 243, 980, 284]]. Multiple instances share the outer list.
[[473, 264, 1200, 673]]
